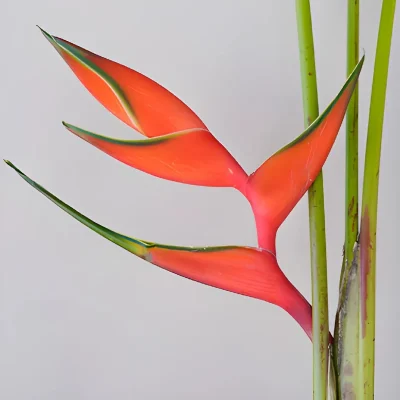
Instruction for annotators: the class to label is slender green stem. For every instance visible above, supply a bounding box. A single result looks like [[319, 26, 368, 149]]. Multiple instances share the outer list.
[[360, 1, 396, 398], [334, 1, 360, 398], [342, 0, 360, 286], [295, 2, 329, 399]]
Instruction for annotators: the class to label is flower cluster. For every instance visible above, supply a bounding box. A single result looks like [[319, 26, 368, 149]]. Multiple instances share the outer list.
[[6, 28, 363, 339]]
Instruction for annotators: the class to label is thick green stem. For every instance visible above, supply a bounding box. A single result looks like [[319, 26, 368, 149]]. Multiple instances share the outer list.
[[334, 1, 360, 398], [360, 1, 396, 398], [295, 2, 329, 399]]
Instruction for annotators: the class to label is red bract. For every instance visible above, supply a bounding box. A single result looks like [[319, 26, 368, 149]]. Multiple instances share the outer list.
[[39, 28, 207, 137], [5, 160, 313, 338], [246, 60, 363, 252], [62, 122, 248, 190], [5, 28, 364, 340]]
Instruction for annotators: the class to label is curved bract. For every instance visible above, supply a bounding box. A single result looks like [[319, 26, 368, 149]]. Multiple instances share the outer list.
[[63, 122, 248, 190], [5, 29, 365, 344], [5, 160, 312, 339], [39, 27, 207, 137], [246, 57, 364, 252]]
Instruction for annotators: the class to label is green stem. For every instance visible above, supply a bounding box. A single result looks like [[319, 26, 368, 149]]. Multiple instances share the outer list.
[[342, 0, 360, 286], [295, 2, 329, 399], [334, 1, 360, 398], [360, 1, 396, 398]]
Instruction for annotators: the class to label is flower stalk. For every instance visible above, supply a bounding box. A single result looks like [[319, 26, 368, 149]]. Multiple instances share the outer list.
[[295, 1, 329, 399], [360, 1, 396, 398], [334, 1, 361, 398]]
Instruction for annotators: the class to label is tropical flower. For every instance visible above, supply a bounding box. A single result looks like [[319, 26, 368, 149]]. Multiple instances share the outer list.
[[5, 28, 364, 340]]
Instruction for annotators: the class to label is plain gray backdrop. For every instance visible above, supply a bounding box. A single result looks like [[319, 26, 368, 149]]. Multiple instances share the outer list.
[[1, 1, 399, 399]]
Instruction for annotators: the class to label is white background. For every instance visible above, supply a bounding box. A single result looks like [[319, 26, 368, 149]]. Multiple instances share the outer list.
[[1, 1, 399, 398]]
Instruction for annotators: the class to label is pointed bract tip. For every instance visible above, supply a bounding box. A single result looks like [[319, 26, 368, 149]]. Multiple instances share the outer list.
[[37, 26, 57, 46], [354, 55, 365, 74], [4, 160, 22, 175], [62, 121, 79, 133]]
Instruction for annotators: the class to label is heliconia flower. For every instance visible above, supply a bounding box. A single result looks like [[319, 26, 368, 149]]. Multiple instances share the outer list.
[[4, 161, 313, 339], [5, 29, 364, 340], [40, 28, 362, 214]]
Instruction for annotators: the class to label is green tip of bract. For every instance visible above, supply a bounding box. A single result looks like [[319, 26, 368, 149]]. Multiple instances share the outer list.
[[348, 54, 364, 84], [5, 160, 18, 172], [37, 26, 59, 48], [357, 54, 365, 71], [61, 121, 89, 138], [4, 160, 35, 188], [37, 26, 51, 39]]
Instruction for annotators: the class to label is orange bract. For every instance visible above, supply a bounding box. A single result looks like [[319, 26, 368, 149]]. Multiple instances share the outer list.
[[151, 247, 285, 304], [149, 246, 313, 339], [246, 58, 363, 251], [4, 29, 364, 342], [64, 123, 248, 189], [5, 160, 313, 338], [42, 29, 207, 137]]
